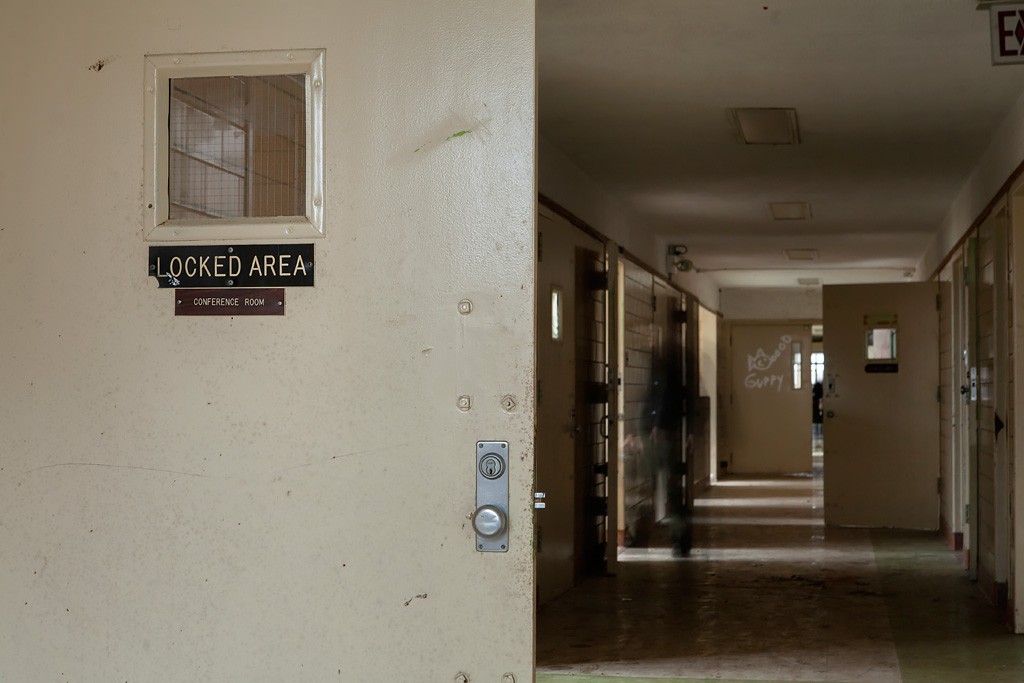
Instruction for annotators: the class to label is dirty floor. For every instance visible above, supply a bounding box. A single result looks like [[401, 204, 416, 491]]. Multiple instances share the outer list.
[[536, 462, 1024, 682]]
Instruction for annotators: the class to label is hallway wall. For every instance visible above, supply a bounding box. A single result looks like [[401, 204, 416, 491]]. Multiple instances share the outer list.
[[921, 89, 1024, 278], [720, 287, 822, 321], [539, 137, 719, 308], [937, 270, 957, 547]]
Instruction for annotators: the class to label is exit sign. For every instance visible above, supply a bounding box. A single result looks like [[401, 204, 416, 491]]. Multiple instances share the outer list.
[[991, 4, 1024, 64]]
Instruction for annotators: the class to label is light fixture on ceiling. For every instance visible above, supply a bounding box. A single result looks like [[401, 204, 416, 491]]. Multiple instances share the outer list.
[[769, 201, 812, 220], [667, 244, 695, 273], [785, 248, 819, 261], [729, 107, 801, 145]]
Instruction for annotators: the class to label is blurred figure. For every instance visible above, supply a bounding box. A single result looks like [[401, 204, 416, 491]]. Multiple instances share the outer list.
[[812, 381, 824, 453], [647, 337, 689, 556]]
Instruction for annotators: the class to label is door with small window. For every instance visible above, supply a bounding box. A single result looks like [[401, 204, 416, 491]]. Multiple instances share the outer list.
[[822, 283, 939, 528], [727, 323, 813, 474]]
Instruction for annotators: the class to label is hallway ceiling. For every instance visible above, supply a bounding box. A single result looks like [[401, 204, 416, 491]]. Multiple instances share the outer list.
[[538, 0, 1024, 288]]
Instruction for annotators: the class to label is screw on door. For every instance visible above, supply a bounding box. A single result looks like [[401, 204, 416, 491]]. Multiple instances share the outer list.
[[501, 395, 517, 412]]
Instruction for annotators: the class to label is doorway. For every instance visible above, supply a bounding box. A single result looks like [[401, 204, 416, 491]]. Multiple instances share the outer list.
[[811, 325, 825, 459]]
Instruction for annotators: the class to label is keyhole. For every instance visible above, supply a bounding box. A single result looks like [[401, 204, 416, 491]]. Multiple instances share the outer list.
[[480, 455, 504, 480]]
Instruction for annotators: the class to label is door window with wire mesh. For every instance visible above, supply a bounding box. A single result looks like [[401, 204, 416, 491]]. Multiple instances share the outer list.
[[169, 74, 305, 220], [144, 49, 324, 241]]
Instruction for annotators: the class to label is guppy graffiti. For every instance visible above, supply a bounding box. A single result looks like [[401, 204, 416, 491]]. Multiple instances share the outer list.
[[744, 335, 792, 392]]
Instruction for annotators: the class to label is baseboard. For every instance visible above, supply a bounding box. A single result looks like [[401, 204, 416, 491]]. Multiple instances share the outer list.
[[692, 475, 711, 494], [978, 563, 1000, 607], [939, 516, 963, 551], [996, 581, 1009, 609]]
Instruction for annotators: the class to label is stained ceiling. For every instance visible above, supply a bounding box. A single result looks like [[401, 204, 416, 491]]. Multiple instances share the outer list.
[[538, 0, 1024, 289]]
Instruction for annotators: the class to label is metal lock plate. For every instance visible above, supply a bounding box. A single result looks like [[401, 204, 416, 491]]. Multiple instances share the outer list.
[[475, 441, 509, 552]]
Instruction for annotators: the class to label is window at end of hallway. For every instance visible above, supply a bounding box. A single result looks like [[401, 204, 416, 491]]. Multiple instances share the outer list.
[[792, 341, 803, 389], [143, 49, 325, 241], [551, 287, 563, 340], [811, 352, 825, 385]]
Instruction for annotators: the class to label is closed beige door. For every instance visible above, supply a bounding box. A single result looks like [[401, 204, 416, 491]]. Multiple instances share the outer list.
[[823, 283, 939, 528], [728, 323, 813, 474]]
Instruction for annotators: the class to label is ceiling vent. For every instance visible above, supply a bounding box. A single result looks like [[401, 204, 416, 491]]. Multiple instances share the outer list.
[[769, 202, 812, 220], [785, 249, 819, 261], [729, 108, 801, 145], [797, 277, 821, 286]]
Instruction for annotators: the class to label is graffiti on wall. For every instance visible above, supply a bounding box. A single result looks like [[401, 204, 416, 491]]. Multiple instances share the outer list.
[[744, 335, 792, 392]]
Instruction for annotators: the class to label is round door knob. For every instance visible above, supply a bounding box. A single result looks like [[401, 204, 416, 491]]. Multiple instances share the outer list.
[[472, 505, 507, 538]]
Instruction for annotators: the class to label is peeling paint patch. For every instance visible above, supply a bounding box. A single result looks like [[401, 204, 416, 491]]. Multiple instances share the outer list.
[[403, 593, 428, 606], [88, 58, 109, 72]]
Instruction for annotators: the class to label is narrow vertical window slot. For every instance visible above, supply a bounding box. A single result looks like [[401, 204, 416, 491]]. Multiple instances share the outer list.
[[551, 287, 563, 340], [792, 341, 803, 389]]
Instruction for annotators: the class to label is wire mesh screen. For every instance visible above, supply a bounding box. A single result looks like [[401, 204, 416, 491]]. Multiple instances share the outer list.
[[168, 74, 306, 220]]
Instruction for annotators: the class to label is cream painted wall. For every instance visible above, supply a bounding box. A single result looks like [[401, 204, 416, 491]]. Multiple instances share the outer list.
[[720, 287, 822, 321], [0, 2, 536, 681]]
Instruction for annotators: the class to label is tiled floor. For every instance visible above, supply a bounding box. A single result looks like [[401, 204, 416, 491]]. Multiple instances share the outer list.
[[536, 463, 1024, 682]]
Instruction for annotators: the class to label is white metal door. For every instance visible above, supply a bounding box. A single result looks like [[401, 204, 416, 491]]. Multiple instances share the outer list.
[[0, 4, 537, 681], [823, 283, 939, 528]]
